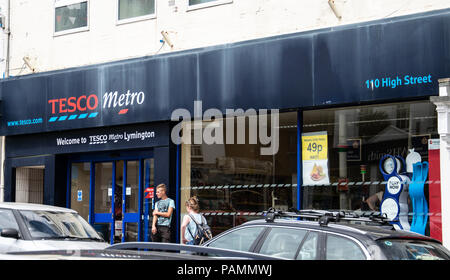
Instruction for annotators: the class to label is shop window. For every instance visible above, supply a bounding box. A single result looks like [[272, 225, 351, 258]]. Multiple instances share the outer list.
[[71, 162, 91, 222], [180, 112, 298, 236], [188, 0, 233, 10], [117, 0, 155, 23], [302, 101, 439, 234], [54, 1, 88, 35]]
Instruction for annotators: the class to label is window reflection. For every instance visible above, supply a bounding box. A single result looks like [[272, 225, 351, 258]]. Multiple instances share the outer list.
[[302, 101, 438, 217], [118, 0, 155, 21], [71, 163, 90, 221], [55, 2, 88, 33], [181, 112, 297, 236]]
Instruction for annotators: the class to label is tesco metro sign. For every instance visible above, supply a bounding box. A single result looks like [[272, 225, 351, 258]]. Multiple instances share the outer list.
[[47, 90, 145, 122]]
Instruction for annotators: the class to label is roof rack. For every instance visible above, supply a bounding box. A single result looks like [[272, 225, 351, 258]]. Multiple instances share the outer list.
[[263, 208, 392, 227]]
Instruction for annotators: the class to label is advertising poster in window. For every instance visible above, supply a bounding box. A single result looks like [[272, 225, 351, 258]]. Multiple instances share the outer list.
[[302, 131, 330, 186]]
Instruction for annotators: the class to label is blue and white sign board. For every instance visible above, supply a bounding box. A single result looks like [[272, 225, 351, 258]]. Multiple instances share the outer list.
[[77, 190, 83, 202], [379, 155, 411, 230], [380, 175, 411, 231]]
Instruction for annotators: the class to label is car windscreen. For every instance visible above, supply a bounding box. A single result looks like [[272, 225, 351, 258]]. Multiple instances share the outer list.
[[376, 239, 450, 260], [19, 210, 102, 241]]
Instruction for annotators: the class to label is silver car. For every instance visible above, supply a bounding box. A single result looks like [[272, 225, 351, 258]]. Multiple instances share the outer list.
[[0, 202, 108, 253]]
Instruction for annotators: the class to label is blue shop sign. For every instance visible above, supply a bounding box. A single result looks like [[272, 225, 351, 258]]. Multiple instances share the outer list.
[[1, 8, 449, 136]]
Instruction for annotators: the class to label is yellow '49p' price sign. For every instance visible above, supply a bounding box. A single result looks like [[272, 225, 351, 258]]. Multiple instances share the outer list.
[[302, 132, 328, 161]]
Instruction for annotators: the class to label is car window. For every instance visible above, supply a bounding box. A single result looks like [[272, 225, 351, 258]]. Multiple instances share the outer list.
[[376, 239, 450, 260], [19, 210, 101, 240], [0, 209, 20, 233], [297, 231, 319, 260], [259, 227, 307, 259], [326, 234, 366, 260], [207, 226, 264, 252]]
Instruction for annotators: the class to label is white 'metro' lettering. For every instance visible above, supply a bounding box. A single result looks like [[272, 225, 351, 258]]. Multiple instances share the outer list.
[[103, 90, 145, 108]]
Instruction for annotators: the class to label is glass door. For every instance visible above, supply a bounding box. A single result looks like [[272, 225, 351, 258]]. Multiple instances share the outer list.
[[70, 155, 154, 244], [93, 160, 128, 244], [122, 160, 140, 242], [143, 158, 155, 242], [93, 161, 116, 244]]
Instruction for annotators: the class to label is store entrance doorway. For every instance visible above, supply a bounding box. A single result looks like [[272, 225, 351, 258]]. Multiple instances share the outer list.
[[69, 155, 154, 245]]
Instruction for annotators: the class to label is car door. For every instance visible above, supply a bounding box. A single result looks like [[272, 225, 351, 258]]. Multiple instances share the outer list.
[[0, 209, 23, 253]]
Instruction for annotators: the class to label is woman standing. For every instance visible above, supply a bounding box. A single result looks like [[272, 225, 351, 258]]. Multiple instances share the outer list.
[[181, 196, 204, 245]]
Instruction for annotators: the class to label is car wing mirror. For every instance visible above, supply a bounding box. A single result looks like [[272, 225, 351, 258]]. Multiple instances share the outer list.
[[1, 228, 20, 239]]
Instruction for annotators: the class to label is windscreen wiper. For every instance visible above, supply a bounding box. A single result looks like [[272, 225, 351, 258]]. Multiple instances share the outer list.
[[41, 235, 102, 241], [40, 235, 77, 240], [73, 237, 104, 241]]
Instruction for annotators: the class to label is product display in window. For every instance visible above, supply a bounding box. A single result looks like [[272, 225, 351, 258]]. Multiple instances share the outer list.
[[302, 101, 437, 237], [379, 154, 411, 230]]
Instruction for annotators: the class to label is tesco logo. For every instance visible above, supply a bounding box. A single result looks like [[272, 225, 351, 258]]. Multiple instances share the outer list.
[[47, 90, 146, 124], [48, 94, 98, 114]]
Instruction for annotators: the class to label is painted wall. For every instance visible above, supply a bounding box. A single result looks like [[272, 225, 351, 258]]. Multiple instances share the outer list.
[[4, 0, 450, 77]]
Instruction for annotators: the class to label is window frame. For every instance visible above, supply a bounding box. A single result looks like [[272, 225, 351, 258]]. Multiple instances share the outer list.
[[53, 0, 90, 37], [296, 231, 320, 260], [116, 0, 157, 26], [187, 0, 233, 12]]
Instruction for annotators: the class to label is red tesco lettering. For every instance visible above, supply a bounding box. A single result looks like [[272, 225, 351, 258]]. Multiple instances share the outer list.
[[48, 94, 98, 114]]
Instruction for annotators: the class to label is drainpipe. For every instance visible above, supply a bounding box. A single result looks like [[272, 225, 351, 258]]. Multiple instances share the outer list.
[[0, 0, 9, 202], [4, 0, 10, 78], [430, 78, 450, 248]]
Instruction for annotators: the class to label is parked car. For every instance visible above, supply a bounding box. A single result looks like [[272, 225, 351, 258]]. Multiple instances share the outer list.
[[106, 242, 283, 260], [0, 248, 215, 260], [203, 209, 450, 260], [0, 202, 108, 253], [1, 243, 283, 260]]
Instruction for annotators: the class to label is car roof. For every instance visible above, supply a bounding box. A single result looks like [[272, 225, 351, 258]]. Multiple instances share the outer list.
[[242, 218, 440, 243], [0, 202, 77, 213], [4, 249, 216, 260]]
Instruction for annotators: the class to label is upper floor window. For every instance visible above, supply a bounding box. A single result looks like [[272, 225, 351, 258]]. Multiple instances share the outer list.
[[54, 0, 88, 35], [118, 0, 155, 23], [188, 0, 232, 10]]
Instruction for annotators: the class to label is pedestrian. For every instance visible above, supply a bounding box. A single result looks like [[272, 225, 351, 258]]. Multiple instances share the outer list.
[[151, 183, 175, 243], [181, 196, 209, 245]]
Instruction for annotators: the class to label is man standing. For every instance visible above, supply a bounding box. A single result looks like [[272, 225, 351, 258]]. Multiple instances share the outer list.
[[151, 184, 175, 243]]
